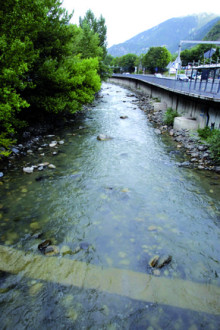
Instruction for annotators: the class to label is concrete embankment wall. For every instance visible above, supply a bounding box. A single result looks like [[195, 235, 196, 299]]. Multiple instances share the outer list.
[[109, 77, 220, 129]]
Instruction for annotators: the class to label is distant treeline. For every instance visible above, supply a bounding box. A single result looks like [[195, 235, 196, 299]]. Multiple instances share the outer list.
[[0, 1, 109, 158], [106, 44, 220, 74]]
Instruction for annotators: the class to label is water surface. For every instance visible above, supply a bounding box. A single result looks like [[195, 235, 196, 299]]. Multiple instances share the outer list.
[[0, 83, 220, 329]]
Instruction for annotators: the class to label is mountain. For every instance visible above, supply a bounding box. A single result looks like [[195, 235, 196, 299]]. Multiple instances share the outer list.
[[108, 13, 220, 57], [203, 19, 220, 41]]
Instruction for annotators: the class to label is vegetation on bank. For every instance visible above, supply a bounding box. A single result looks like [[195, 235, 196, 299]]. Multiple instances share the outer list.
[[0, 1, 110, 158], [163, 108, 179, 126], [198, 127, 220, 164]]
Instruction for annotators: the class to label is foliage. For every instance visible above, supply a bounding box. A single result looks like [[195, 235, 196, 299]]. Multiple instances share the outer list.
[[181, 44, 220, 66], [111, 54, 138, 73], [197, 127, 212, 140], [163, 108, 179, 126], [198, 127, 220, 164], [203, 20, 220, 41], [79, 10, 109, 79], [142, 47, 172, 73], [0, 1, 104, 157], [207, 130, 220, 164]]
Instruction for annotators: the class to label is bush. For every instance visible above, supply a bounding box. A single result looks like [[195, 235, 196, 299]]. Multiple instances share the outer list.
[[207, 130, 220, 164], [163, 107, 179, 126], [198, 127, 220, 164], [197, 127, 212, 140]]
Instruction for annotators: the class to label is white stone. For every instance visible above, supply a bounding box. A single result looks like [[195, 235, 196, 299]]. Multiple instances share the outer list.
[[48, 164, 56, 169], [23, 166, 34, 174], [49, 141, 57, 147]]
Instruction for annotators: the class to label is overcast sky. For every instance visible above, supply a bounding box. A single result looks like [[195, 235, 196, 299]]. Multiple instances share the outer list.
[[62, 0, 220, 48]]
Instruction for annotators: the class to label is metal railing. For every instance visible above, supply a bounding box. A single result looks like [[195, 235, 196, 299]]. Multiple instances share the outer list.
[[112, 74, 220, 100]]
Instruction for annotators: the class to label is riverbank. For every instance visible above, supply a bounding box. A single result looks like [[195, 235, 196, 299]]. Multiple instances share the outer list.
[[0, 104, 97, 178]]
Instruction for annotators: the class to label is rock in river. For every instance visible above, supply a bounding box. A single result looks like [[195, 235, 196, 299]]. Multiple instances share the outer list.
[[149, 255, 172, 269], [97, 134, 112, 141], [38, 239, 52, 252], [23, 166, 34, 174]]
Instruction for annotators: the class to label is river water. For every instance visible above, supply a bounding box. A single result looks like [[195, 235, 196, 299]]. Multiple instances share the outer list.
[[0, 83, 220, 329]]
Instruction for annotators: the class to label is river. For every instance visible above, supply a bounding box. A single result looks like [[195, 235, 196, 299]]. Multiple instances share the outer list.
[[0, 83, 220, 329]]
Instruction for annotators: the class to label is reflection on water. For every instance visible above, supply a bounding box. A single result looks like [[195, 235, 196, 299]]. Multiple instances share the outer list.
[[0, 83, 220, 329]]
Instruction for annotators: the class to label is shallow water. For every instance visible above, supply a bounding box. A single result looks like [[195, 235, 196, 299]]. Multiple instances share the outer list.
[[0, 83, 220, 329]]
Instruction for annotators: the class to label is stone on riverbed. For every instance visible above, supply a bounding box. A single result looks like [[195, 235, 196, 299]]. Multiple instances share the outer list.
[[120, 116, 128, 119], [48, 164, 56, 169], [60, 245, 72, 256], [44, 245, 59, 256], [149, 255, 172, 269], [23, 166, 34, 174], [97, 134, 112, 141], [38, 239, 52, 252], [49, 141, 57, 148], [154, 128, 162, 135]]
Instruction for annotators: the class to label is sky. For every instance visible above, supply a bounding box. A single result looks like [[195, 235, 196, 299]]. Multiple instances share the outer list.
[[62, 0, 220, 48]]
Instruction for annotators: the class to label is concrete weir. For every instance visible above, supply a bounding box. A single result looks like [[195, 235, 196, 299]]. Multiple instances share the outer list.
[[0, 245, 220, 315]]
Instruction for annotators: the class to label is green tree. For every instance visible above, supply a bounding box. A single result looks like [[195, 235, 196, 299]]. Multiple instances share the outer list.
[[0, 0, 102, 158], [143, 47, 172, 73], [79, 10, 110, 79], [181, 44, 220, 66], [79, 10, 107, 57]]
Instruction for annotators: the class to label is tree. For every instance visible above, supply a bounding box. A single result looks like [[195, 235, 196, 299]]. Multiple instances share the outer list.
[[0, 1, 102, 158], [79, 10, 110, 80], [181, 44, 220, 66], [79, 10, 107, 57], [143, 47, 172, 73]]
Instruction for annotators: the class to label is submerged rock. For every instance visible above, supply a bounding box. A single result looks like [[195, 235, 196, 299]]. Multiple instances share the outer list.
[[156, 255, 172, 268], [44, 245, 59, 256], [97, 134, 112, 141], [149, 256, 159, 268], [23, 166, 34, 174], [38, 240, 52, 252], [49, 141, 57, 148], [79, 242, 90, 250], [120, 116, 128, 119], [149, 255, 172, 269], [48, 164, 56, 169]]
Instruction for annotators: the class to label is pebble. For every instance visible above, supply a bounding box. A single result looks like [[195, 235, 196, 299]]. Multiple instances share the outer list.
[[44, 245, 59, 256], [97, 134, 112, 141], [38, 239, 52, 252], [0, 172, 4, 178], [48, 164, 56, 169], [23, 166, 34, 174], [60, 245, 72, 256], [49, 141, 57, 147]]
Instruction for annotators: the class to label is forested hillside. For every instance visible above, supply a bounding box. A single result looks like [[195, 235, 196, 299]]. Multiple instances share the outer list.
[[0, 1, 107, 158], [204, 20, 220, 41]]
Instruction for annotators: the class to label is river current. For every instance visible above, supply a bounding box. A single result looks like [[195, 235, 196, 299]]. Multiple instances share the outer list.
[[0, 83, 220, 329]]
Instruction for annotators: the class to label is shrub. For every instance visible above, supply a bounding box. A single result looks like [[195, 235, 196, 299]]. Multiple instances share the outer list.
[[207, 130, 220, 164], [163, 107, 179, 126], [197, 127, 212, 140]]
